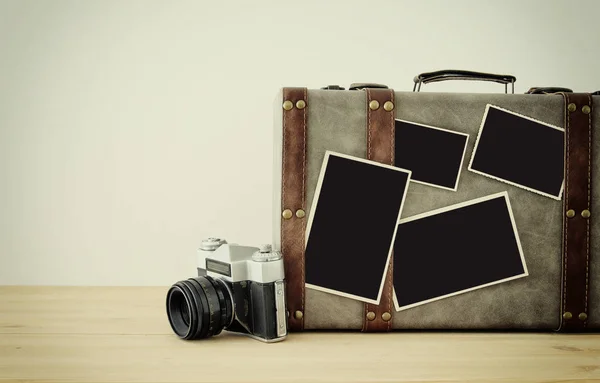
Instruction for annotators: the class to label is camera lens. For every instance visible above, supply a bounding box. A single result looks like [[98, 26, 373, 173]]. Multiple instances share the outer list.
[[166, 276, 233, 340], [181, 304, 190, 326]]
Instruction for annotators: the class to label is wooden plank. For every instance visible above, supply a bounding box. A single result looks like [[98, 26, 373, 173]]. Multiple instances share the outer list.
[[0, 286, 170, 335], [0, 333, 599, 383], [0, 287, 599, 383]]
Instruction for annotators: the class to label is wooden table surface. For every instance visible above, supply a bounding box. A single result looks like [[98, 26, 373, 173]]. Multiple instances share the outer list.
[[0, 287, 599, 383]]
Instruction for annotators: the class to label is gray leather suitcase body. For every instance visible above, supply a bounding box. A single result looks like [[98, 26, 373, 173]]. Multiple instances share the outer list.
[[272, 71, 599, 332]]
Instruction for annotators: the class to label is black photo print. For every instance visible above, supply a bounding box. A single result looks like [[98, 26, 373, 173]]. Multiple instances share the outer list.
[[304, 151, 411, 304], [468, 105, 564, 200], [393, 192, 528, 311], [395, 119, 469, 191]]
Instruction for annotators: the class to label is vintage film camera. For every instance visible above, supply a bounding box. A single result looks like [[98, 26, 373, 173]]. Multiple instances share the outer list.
[[166, 238, 287, 342]]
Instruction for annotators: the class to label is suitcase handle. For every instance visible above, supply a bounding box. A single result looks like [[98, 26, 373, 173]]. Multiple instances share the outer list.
[[413, 69, 516, 93]]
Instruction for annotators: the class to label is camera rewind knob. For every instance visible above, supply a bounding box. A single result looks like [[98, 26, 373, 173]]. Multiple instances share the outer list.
[[259, 244, 272, 253], [252, 244, 282, 262]]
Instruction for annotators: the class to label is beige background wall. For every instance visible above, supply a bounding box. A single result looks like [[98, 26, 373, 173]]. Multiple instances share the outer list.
[[1, 0, 599, 285]]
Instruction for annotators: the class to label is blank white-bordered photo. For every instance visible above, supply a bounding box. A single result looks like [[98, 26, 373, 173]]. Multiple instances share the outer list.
[[468, 104, 564, 200], [392, 191, 528, 311], [395, 119, 469, 191], [304, 151, 411, 305]]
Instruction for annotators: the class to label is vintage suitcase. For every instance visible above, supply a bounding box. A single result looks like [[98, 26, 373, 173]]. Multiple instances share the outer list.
[[272, 70, 599, 332]]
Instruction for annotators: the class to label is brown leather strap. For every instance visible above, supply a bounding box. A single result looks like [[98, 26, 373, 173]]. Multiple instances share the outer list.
[[558, 93, 594, 331], [363, 88, 396, 332], [281, 87, 308, 331]]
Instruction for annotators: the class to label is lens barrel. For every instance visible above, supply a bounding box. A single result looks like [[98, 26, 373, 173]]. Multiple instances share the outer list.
[[166, 276, 233, 340]]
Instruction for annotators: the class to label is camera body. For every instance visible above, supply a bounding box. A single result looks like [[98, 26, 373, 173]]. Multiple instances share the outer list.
[[182, 238, 287, 343]]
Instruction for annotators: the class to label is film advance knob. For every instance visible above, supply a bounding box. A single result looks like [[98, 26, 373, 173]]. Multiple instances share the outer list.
[[199, 237, 225, 251]]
